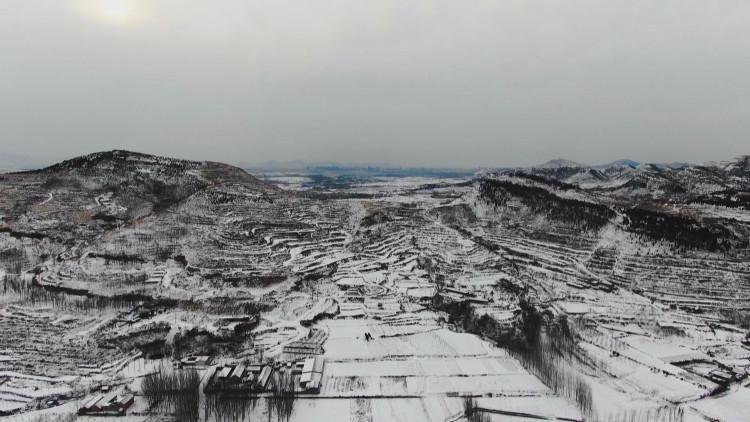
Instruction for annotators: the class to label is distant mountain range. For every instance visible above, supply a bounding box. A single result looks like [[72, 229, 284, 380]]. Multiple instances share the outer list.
[[533, 158, 693, 170], [490, 155, 750, 201], [593, 159, 641, 169], [0, 152, 726, 181], [535, 158, 587, 169], [243, 157, 696, 176]]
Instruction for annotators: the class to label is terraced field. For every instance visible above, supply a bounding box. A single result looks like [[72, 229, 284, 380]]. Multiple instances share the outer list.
[[1, 151, 749, 420]]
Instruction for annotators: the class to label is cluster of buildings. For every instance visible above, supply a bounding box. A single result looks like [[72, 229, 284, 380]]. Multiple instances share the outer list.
[[77, 390, 134, 416], [206, 356, 325, 395]]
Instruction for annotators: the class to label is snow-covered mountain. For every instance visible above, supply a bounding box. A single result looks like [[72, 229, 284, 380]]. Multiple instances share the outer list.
[[2, 150, 749, 422], [593, 159, 640, 169], [493, 156, 749, 199], [534, 158, 586, 168]]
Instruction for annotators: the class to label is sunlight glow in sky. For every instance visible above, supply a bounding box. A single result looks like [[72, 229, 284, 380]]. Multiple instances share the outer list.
[[77, 0, 146, 25]]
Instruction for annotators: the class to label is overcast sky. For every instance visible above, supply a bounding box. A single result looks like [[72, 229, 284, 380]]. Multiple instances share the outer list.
[[1, 1, 749, 168]]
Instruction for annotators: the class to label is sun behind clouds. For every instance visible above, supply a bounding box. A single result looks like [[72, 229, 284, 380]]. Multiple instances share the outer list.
[[77, 0, 148, 25]]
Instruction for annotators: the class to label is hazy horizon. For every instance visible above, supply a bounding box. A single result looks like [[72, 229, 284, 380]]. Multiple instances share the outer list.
[[2, 1, 749, 167], [0, 149, 730, 174]]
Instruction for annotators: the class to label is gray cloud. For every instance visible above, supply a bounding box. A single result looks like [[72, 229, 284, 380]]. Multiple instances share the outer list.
[[1, 0, 749, 167]]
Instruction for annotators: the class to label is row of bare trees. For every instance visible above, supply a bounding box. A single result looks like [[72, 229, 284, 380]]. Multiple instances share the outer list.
[[509, 333, 594, 417], [204, 394, 258, 422], [438, 296, 688, 422], [2, 274, 141, 312], [142, 365, 201, 422], [601, 406, 684, 422], [267, 369, 297, 422], [203, 369, 297, 422], [463, 397, 490, 422]]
